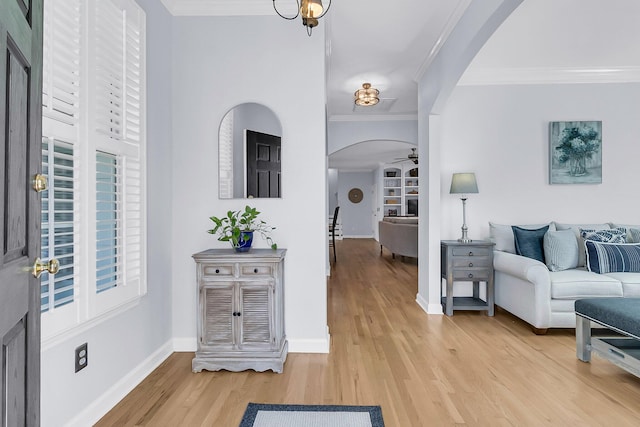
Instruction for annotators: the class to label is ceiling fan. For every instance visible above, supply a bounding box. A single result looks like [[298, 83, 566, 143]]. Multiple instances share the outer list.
[[392, 148, 418, 164]]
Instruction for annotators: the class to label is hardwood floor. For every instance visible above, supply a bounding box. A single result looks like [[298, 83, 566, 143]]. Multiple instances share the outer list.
[[97, 239, 640, 426]]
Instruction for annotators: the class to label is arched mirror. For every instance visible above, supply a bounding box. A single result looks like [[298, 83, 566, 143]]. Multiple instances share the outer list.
[[219, 103, 282, 199]]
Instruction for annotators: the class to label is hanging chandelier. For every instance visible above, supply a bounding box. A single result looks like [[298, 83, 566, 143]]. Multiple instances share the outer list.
[[272, 0, 332, 36], [354, 83, 380, 106]]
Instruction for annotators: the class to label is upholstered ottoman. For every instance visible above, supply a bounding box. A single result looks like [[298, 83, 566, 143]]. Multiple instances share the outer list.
[[575, 298, 640, 377]]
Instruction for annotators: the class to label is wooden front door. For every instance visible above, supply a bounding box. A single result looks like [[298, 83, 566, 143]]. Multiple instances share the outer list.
[[246, 130, 281, 198], [0, 0, 44, 425]]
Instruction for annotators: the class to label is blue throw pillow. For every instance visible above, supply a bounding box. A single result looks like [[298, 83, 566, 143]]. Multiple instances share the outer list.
[[580, 227, 626, 243], [585, 241, 640, 274], [512, 225, 549, 263]]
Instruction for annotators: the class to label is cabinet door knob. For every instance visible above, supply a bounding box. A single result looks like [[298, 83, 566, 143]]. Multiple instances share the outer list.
[[468, 273, 474, 279], [215, 269, 220, 274], [254, 268, 258, 273], [468, 251, 474, 256], [468, 262, 473, 267]]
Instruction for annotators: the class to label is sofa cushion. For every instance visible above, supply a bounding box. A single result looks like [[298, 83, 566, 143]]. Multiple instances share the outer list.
[[580, 227, 626, 243], [555, 222, 610, 267], [610, 223, 640, 243], [585, 241, 640, 274], [513, 225, 549, 263], [543, 229, 579, 272], [604, 272, 640, 297], [549, 269, 623, 299], [489, 222, 554, 254]]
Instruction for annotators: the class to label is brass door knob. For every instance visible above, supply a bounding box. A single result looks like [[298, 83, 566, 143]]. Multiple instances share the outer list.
[[33, 174, 48, 192], [33, 258, 60, 278]]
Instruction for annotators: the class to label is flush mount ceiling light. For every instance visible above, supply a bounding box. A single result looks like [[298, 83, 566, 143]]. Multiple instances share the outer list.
[[354, 83, 380, 106], [273, 0, 331, 37]]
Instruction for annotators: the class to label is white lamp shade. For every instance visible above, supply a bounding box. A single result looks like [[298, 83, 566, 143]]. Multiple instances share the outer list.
[[450, 173, 478, 194]]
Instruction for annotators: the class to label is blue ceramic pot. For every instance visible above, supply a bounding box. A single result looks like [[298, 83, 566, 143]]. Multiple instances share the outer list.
[[235, 231, 254, 252]]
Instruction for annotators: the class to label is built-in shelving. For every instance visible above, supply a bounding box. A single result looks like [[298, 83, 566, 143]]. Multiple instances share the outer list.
[[381, 164, 419, 217]]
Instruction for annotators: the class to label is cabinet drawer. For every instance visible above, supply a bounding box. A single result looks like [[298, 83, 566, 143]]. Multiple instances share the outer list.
[[452, 269, 490, 281], [240, 264, 274, 278], [451, 247, 491, 257], [202, 264, 234, 277], [452, 257, 491, 269]]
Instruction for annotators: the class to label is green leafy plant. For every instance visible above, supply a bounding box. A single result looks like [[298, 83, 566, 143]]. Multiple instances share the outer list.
[[208, 205, 277, 250]]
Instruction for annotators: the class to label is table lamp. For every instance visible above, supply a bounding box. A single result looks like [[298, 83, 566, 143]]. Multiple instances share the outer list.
[[449, 173, 478, 243]]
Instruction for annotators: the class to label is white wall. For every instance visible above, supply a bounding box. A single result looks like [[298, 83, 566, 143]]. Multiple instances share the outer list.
[[170, 16, 329, 352], [337, 172, 375, 237], [416, 0, 524, 314], [41, 1, 175, 425], [439, 82, 640, 241]]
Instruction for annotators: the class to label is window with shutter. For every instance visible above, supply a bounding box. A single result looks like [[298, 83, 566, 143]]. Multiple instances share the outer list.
[[41, 0, 146, 342], [96, 152, 121, 294], [41, 0, 81, 336], [41, 138, 76, 313]]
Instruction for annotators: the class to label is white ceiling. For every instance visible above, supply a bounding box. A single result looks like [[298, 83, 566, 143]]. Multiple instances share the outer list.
[[162, 0, 640, 169]]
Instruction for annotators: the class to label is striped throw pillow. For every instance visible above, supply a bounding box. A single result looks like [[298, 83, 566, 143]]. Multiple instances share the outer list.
[[585, 241, 640, 274]]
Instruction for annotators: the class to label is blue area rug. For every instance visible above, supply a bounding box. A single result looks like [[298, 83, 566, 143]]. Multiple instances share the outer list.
[[239, 403, 385, 427]]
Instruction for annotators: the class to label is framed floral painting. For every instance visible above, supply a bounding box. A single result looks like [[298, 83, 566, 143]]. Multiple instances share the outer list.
[[549, 121, 602, 184]]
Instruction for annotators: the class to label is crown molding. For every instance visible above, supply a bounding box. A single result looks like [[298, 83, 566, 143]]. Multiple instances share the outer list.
[[458, 66, 640, 86], [160, 0, 275, 16], [328, 114, 418, 122]]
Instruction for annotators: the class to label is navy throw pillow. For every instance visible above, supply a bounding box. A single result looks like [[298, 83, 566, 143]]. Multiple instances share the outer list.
[[585, 241, 640, 274], [512, 225, 549, 263]]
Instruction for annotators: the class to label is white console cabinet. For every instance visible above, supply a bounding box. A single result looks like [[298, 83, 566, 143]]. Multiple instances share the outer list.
[[192, 248, 287, 373]]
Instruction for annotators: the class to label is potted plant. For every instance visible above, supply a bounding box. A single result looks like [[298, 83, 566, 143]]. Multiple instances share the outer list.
[[208, 205, 277, 252]]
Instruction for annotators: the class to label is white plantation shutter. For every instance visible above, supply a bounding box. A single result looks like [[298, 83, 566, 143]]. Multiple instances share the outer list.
[[92, 0, 146, 310], [42, 0, 81, 129], [41, 0, 81, 329], [40, 0, 146, 340], [96, 152, 122, 293], [41, 138, 77, 313]]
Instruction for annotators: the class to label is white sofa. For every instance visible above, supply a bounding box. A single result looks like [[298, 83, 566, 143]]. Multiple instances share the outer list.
[[490, 222, 640, 334]]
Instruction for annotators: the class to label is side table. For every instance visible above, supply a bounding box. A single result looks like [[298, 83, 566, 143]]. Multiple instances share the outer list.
[[440, 240, 495, 316]]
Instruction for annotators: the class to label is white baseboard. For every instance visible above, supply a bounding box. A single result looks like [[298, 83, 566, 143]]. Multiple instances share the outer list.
[[65, 340, 173, 427], [288, 326, 331, 353], [416, 293, 443, 315], [342, 235, 374, 239], [172, 336, 197, 352]]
